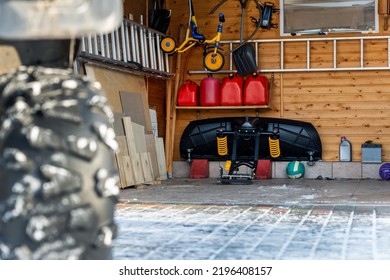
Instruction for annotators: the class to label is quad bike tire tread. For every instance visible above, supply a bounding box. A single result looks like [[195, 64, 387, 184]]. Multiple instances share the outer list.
[[0, 66, 120, 260]]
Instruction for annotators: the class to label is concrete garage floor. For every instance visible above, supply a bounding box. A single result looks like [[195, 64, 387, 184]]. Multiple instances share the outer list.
[[117, 178, 390, 205], [113, 178, 390, 260]]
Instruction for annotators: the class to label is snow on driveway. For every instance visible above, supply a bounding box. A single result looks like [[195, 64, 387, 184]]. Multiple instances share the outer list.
[[113, 203, 390, 260]]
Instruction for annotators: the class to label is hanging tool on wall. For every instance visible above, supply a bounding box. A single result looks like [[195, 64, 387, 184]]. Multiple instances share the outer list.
[[232, 0, 258, 76], [210, 1, 279, 55], [251, 2, 279, 29], [210, 0, 278, 27], [149, 0, 172, 34]]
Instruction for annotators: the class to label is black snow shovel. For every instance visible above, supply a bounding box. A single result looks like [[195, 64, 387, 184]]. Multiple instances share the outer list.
[[233, 0, 258, 76]]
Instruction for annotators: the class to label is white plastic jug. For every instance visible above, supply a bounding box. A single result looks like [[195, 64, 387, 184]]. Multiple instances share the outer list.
[[339, 136, 352, 162]]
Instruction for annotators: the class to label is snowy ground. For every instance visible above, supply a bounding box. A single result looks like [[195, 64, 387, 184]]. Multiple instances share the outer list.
[[113, 203, 390, 260]]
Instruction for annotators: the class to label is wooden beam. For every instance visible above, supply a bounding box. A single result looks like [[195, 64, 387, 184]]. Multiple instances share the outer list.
[[165, 24, 186, 177]]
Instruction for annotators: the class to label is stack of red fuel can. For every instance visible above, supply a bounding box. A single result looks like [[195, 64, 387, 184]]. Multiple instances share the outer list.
[[177, 72, 269, 107]]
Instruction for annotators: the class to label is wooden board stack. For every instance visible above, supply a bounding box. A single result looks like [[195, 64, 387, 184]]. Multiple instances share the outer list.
[[115, 116, 167, 189]]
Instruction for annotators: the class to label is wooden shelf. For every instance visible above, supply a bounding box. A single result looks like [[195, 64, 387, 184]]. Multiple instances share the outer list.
[[175, 105, 270, 110]]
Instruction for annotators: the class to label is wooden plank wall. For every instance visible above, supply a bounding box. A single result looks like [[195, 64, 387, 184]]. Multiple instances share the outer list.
[[123, 0, 147, 21], [166, 0, 390, 162]]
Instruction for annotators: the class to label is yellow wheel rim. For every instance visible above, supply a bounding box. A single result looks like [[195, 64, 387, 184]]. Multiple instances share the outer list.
[[204, 52, 224, 72], [161, 37, 176, 53]]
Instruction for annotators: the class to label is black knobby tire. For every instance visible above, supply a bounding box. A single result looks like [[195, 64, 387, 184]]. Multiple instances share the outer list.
[[0, 66, 120, 259]]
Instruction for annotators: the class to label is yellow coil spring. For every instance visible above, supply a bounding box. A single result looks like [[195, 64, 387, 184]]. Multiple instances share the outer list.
[[268, 137, 281, 158], [217, 135, 228, 156]]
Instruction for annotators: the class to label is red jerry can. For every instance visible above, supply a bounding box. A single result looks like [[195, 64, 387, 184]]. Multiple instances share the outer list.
[[200, 75, 220, 106], [244, 72, 268, 105], [220, 73, 244, 106], [177, 80, 199, 106]]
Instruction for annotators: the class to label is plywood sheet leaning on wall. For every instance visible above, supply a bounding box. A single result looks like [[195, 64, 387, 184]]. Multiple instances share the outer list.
[[145, 135, 168, 181], [115, 135, 135, 188], [120, 91, 153, 134], [122, 116, 145, 185], [113, 112, 125, 136], [145, 134, 161, 181], [139, 152, 154, 183], [114, 116, 167, 188], [131, 121, 155, 184], [132, 122, 147, 153], [155, 137, 168, 180]]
